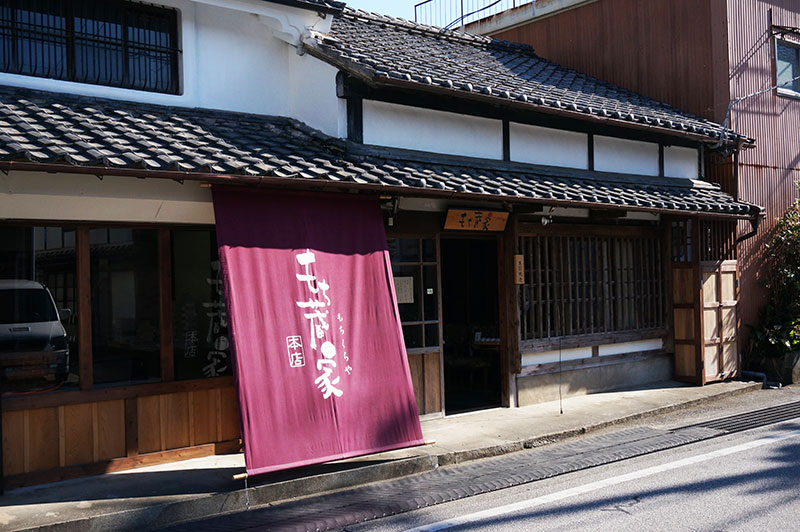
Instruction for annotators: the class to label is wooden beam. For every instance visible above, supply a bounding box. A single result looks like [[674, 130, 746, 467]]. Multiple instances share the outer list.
[[347, 96, 363, 143], [520, 328, 668, 353], [76, 228, 93, 390], [518, 224, 660, 239], [3, 377, 235, 412], [502, 120, 510, 161]]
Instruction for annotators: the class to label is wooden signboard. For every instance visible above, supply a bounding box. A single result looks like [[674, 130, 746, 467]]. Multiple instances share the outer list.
[[444, 209, 509, 232], [513, 254, 525, 285]]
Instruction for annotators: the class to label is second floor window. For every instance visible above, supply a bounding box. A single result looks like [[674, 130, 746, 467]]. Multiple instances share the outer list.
[[777, 38, 800, 96], [0, 0, 180, 94]]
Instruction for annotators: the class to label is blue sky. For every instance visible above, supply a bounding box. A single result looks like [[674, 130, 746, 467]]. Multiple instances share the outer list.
[[342, 1, 417, 21]]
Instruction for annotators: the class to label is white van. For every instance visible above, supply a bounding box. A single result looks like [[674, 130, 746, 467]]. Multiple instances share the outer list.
[[0, 280, 70, 387]]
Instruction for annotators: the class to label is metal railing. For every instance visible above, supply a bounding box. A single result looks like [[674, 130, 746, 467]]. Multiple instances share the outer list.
[[414, 0, 533, 29]]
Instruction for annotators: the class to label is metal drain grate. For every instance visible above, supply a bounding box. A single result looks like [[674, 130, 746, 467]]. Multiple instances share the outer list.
[[687, 400, 800, 434]]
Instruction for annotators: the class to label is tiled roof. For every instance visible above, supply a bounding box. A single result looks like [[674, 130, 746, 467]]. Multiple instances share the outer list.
[[306, 9, 745, 145], [0, 87, 760, 218]]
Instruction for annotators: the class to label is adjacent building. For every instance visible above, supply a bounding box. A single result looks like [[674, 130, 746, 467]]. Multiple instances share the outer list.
[[0, 0, 760, 488], [466, 0, 800, 349]]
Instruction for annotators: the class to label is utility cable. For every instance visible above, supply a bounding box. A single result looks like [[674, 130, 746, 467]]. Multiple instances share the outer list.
[[713, 73, 800, 149]]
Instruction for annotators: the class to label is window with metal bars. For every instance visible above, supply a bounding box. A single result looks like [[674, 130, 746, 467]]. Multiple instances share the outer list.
[[0, 0, 180, 94], [519, 233, 667, 341]]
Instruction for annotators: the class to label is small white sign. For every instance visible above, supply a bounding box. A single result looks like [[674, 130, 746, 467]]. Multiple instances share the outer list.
[[394, 276, 414, 304]]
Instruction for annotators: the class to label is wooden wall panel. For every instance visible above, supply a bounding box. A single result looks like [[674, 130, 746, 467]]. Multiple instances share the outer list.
[[722, 308, 737, 338], [28, 408, 60, 472], [161, 393, 190, 450], [424, 352, 442, 414], [673, 269, 695, 305], [96, 400, 126, 461], [408, 354, 425, 414], [705, 345, 721, 378], [723, 342, 738, 375], [191, 389, 218, 446], [674, 309, 695, 341], [492, 0, 721, 120], [721, 271, 736, 302], [218, 387, 240, 441], [3, 383, 241, 485], [3, 411, 25, 476], [63, 404, 94, 466], [137, 396, 162, 454], [675, 344, 696, 378], [704, 309, 720, 340], [702, 273, 718, 304]]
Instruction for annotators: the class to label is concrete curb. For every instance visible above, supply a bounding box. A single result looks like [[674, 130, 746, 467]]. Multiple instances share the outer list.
[[437, 381, 764, 465], [14, 381, 763, 532]]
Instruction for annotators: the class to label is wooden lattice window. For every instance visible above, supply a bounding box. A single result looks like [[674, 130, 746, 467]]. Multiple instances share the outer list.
[[519, 232, 667, 341], [699, 220, 736, 262], [671, 220, 693, 263]]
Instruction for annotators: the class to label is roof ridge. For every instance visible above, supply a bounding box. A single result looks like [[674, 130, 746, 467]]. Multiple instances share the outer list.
[[339, 7, 536, 54]]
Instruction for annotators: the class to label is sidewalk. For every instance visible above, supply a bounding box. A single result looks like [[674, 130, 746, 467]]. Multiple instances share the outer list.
[[0, 380, 762, 532]]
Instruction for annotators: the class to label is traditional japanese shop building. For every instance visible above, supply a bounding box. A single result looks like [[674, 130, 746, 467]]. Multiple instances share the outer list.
[[0, 0, 760, 487]]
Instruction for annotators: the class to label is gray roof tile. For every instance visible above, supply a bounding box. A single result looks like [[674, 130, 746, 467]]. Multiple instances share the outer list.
[[0, 87, 760, 218], [308, 9, 749, 145]]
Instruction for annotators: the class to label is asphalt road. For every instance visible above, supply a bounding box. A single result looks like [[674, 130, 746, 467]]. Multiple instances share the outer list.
[[343, 420, 800, 532]]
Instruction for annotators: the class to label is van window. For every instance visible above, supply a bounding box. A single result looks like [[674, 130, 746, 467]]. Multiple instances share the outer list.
[[0, 288, 58, 323]]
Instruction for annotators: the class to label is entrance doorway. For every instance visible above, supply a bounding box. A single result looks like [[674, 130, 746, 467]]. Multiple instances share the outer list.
[[441, 238, 500, 414]]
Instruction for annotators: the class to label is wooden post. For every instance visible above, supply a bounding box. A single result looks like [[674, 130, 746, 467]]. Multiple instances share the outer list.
[[498, 213, 520, 407], [158, 229, 174, 382], [76, 228, 93, 390], [0, 391, 4, 495], [692, 217, 706, 385]]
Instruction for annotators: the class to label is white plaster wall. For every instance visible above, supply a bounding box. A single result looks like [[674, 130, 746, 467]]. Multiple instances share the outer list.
[[594, 136, 660, 176], [289, 52, 347, 138], [0, 172, 214, 224], [598, 338, 664, 357], [0, 0, 341, 135], [509, 122, 589, 169], [193, 1, 292, 117], [521, 346, 592, 366], [663, 145, 699, 179], [362, 100, 504, 159]]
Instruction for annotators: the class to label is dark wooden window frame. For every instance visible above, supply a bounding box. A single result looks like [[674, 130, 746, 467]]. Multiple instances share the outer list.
[[0, 0, 181, 94], [1, 221, 229, 411], [387, 235, 442, 355]]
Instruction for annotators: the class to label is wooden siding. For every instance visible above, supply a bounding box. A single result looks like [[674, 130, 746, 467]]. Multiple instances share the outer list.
[[726, 0, 800, 333], [2, 384, 240, 487], [492, 0, 726, 121], [408, 351, 442, 414]]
